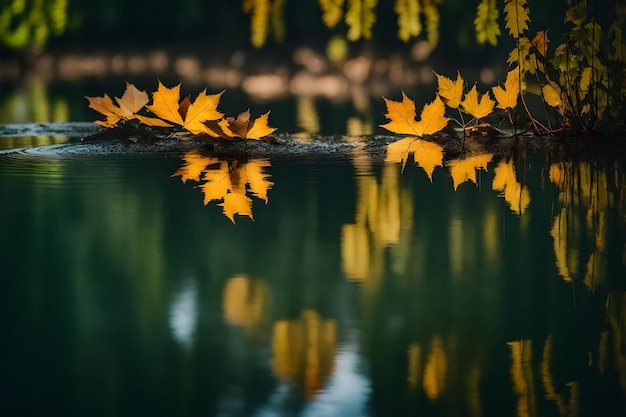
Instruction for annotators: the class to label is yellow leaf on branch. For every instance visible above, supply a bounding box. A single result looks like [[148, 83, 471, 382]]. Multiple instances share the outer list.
[[345, 0, 378, 40], [320, 0, 345, 28], [461, 84, 495, 119], [475, 0, 500, 46], [492, 67, 520, 109], [381, 93, 449, 137], [504, 0, 530, 38], [435, 71, 464, 109], [395, 0, 421, 42], [542, 82, 564, 115]]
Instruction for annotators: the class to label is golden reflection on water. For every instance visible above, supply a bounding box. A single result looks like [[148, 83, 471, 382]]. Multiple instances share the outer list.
[[181, 139, 626, 414], [222, 275, 269, 329], [341, 157, 413, 290], [508, 340, 536, 417], [272, 310, 337, 399], [607, 293, 626, 398], [549, 161, 626, 290], [0, 135, 69, 150], [541, 335, 579, 417], [221, 276, 338, 400], [0, 79, 71, 148], [422, 336, 448, 400], [172, 150, 273, 223], [492, 159, 531, 215], [340, 141, 626, 415], [447, 153, 493, 190]]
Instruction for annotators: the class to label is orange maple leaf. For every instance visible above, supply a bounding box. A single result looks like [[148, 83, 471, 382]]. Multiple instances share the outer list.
[[138, 81, 224, 135], [385, 137, 444, 180], [380, 93, 449, 137], [86, 82, 149, 127], [205, 110, 276, 141], [492, 67, 520, 109], [461, 84, 495, 119], [435, 71, 464, 109]]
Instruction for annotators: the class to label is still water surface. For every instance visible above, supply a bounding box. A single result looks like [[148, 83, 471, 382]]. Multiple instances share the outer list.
[[0, 145, 625, 417]]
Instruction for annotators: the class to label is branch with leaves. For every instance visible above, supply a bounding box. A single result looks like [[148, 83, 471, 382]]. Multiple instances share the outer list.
[[86, 82, 276, 142]]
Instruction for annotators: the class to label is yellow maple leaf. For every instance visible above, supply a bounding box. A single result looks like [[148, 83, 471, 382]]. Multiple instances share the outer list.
[[381, 93, 449, 137], [447, 153, 493, 190], [461, 84, 495, 119], [491, 67, 520, 109], [385, 137, 444, 180], [492, 159, 530, 215], [86, 82, 149, 127], [435, 71, 464, 109], [208, 110, 276, 141], [139, 81, 223, 135]]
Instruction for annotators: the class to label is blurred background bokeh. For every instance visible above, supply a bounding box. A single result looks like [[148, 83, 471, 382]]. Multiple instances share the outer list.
[[0, 0, 580, 134]]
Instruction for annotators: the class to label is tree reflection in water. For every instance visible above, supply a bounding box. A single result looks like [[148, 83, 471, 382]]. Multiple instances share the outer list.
[[1, 145, 623, 416]]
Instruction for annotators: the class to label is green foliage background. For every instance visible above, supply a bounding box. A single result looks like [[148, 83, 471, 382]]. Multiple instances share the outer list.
[[0, 0, 575, 55]]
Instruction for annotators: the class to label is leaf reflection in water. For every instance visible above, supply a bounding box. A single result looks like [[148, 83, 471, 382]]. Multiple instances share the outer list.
[[385, 136, 444, 179], [384, 138, 531, 215], [548, 161, 626, 290], [172, 150, 273, 223], [222, 275, 269, 329], [492, 159, 531, 215], [272, 310, 337, 399], [447, 153, 493, 190], [341, 156, 414, 290]]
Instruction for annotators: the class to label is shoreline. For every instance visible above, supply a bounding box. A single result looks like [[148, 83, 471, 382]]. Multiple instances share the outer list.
[[1, 122, 624, 161]]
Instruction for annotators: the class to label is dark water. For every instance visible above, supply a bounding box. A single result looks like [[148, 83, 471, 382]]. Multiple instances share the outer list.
[[0, 145, 625, 417]]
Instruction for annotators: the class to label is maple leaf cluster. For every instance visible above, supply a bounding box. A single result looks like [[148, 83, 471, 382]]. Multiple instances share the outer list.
[[380, 67, 521, 139], [86, 82, 276, 141], [435, 69, 520, 118], [379, 66, 527, 189]]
